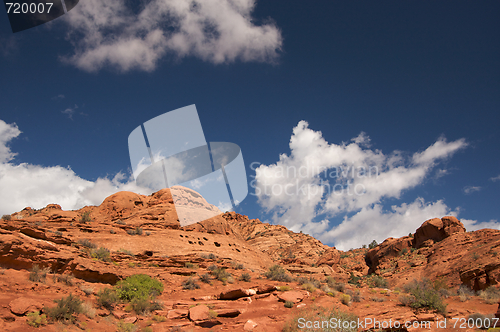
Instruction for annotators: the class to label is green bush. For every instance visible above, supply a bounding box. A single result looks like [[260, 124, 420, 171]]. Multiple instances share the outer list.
[[96, 288, 119, 310], [283, 305, 358, 332], [211, 267, 232, 282], [240, 272, 251, 282], [348, 272, 361, 287], [116, 274, 163, 302], [367, 274, 388, 288], [368, 240, 378, 249], [45, 294, 82, 323], [231, 262, 244, 270], [91, 247, 111, 262], [26, 311, 47, 327], [29, 264, 51, 283], [80, 211, 92, 222], [302, 283, 316, 293], [340, 293, 351, 306], [400, 278, 447, 313], [131, 297, 162, 315], [264, 265, 292, 282], [184, 262, 199, 269], [182, 277, 200, 290], [1, 214, 11, 220]]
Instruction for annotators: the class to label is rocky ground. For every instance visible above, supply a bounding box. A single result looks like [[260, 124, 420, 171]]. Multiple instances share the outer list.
[[0, 188, 499, 331]]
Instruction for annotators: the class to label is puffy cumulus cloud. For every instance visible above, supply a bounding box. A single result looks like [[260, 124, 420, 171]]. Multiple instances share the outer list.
[[254, 120, 468, 250], [0, 120, 151, 215], [316, 198, 455, 250], [61, 0, 282, 72]]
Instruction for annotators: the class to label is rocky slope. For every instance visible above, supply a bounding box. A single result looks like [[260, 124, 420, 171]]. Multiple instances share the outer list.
[[0, 189, 498, 331]]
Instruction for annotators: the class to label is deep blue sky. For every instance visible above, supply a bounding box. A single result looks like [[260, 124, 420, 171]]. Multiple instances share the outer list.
[[0, 0, 499, 248]]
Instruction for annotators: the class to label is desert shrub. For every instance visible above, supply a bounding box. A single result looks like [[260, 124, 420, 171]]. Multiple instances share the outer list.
[[80, 211, 92, 222], [208, 253, 217, 259], [367, 274, 388, 288], [352, 291, 362, 302], [284, 301, 294, 308], [26, 311, 47, 327], [264, 265, 292, 282], [91, 247, 111, 262], [479, 286, 500, 304], [240, 272, 251, 282], [116, 274, 164, 302], [333, 282, 346, 293], [182, 277, 200, 290], [199, 273, 212, 284], [302, 283, 316, 293], [54, 231, 62, 237], [45, 294, 82, 323], [211, 267, 232, 283], [29, 264, 51, 283], [142, 328, 153, 332], [56, 274, 74, 286], [117, 320, 137, 332], [1, 214, 11, 220], [231, 262, 244, 270], [116, 220, 126, 225], [185, 262, 199, 269], [400, 278, 447, 313], [277, 285, 291, 291], [118, 248, 134, 256], [153, 315, 166, 322], [458, 284, 476, 302], [208, 310, 218, 319], [368, 240, 378, 249], [340, 293, 351, 306], [126, 227, 144, 236], [131, 297, 162, 315], [283, 305, 358, 332], [79, 285, 94, 296], [207, 264, 217, 271], [371, 297, 386, 302], [467, 313, 496, 330], [96, 288, 119, 310], [348, 272, 361, 287], [77, 239, 97, 249]]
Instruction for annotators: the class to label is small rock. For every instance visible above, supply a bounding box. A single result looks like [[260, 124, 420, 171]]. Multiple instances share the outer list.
[[244, 319, 258, 331], [215, 308, 241, 317], [257, 285, 276, 294], [112, 310, 127, 319], [123, 316, 137, 324], [189, 305, 209, 321], [168, 309, 188, 319]]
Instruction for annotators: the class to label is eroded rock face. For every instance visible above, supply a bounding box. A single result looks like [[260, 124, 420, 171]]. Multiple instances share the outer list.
[[413, 216, 466, 249], [316, 247, 341, 267], [365, 236, 413, 274]]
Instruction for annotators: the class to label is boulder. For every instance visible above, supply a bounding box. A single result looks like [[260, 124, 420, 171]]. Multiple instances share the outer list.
[[219, 288, 256, 300], [189, 305, 209, 321], [413, 216, 465, 249], [277, 291, 306, 303], [316, 247, 341, 266], [244, 319, 258, 331], [9, 297, 42, 316]]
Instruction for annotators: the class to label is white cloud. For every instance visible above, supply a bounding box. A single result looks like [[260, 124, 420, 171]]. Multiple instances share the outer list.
[[461, 218, 500, 231], [52, 94, 65, 100], [317, 198, 455, 251], [0, 120, 151, 215], [463, 186, 481, 194], [490, 175, 500, 182], [61, 0, 282, 72], [254, 120, 468, 249], [62, 104, 78, 119]]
